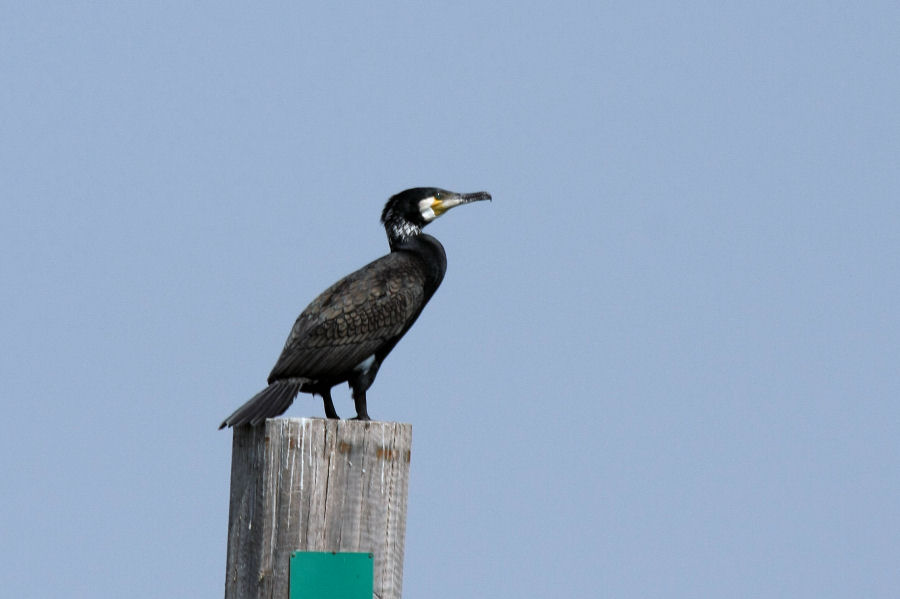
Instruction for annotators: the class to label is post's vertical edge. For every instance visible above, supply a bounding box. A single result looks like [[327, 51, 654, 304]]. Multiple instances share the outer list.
[[224, 424, 267, 599], [378, 422, 412, 599], [392, 423, 413, 598]]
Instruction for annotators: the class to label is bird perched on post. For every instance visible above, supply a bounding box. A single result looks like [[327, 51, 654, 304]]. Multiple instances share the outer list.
[[219, 187, 491, 428]]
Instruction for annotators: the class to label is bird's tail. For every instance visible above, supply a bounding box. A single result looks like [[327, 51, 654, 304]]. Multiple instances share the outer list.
[[218, 380, 304, 429]]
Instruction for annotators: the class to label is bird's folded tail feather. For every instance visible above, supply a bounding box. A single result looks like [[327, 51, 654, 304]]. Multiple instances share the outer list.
[[218, 380, 304, 429]]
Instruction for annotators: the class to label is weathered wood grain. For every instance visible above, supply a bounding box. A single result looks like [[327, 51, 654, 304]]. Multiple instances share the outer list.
[[224, 418, 412, 599]]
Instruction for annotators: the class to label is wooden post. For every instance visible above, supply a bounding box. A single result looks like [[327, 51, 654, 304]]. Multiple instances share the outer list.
[[224, 418, 412, 599]]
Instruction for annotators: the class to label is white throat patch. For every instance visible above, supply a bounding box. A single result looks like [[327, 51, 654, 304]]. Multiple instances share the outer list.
[[418, 198, 437, 222]]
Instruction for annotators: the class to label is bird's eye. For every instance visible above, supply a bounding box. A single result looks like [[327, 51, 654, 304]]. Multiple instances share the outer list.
[[434, 192, 442, 200]]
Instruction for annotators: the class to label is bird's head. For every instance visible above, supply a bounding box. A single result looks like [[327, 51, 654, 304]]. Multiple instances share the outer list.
[[381, 187, 491, 247]]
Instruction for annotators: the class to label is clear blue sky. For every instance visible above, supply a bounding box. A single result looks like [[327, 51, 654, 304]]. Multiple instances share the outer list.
[[2, 2, 898, 597]]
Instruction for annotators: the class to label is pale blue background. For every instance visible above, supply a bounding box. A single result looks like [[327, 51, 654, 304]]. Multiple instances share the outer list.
[[2, 2, 898, 597]]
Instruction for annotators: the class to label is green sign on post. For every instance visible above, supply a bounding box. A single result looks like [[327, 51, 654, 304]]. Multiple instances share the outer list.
[[289, 552, 373, 598]]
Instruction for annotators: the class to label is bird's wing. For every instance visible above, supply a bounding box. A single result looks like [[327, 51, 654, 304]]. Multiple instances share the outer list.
[[268, 252, 427, 383]]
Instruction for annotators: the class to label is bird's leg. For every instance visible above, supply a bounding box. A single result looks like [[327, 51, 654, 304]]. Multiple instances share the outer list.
[[350, 388, 371, 421], [321, 389, 339, 419]]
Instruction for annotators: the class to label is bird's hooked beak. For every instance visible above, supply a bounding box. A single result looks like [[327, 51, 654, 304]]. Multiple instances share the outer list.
[[419, 190, 492, 222]]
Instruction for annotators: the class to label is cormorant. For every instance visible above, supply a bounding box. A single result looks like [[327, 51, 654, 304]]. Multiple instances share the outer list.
[[219, 187, 491, 428]]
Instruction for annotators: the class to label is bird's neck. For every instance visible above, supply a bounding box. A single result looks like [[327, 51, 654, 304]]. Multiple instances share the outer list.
[[384, 218, 422, 250], [386, 231, 447, 295]]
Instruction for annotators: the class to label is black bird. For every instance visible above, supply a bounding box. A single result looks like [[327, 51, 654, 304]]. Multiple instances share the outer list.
[[219, 187, 491, 428]]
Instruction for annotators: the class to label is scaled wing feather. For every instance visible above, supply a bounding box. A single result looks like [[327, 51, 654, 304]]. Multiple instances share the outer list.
[[268, 252, 426, 383]]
